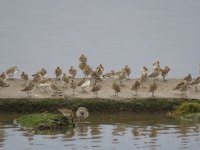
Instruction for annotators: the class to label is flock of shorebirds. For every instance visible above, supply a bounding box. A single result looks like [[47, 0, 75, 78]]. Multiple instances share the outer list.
[[0, 54, 200, 98]]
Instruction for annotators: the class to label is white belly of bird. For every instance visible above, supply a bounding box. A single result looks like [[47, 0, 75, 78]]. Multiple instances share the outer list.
[[81, 80, 90, 88]]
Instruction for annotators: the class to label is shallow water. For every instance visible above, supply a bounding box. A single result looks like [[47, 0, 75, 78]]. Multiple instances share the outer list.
[[0, 0, 200, 78], [0, 113, 200, 150]]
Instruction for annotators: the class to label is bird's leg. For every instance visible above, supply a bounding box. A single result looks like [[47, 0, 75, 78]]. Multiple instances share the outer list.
[[195, 86, 198, 92], [135, 90, 137, 96], [152, 91, 154, 97], [27, 92, 31, 97]]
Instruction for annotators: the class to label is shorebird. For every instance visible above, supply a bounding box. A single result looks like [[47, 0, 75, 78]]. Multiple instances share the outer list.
[[161, 66, 171, 81], [102, 70, 115, 78], [33, 68, 47, 78], [112, 81, 121, 96], [21, 82, 36, 97], [183, 74, 192, 83], [79, 54, 87, 63], [98, 64, 104, 71], [149, 68, 162, 80], [61, 73, 69, 88], [57, 108, 74, 124], [76, 107, 89, 122], [152, 61, 161, 70], [188, 77, 200, 91], [117, 71, 127, 86], [91, 71, 102, 83], [131, 80, 141, 95], [31, 72, 42, 85], [70, 79, 77, 95], [95, 67, 103, 76], [149, 80, 158, 97], [124, 65, 132, 79], [49, 81, 63, 96], [55, 66, 62, 79], [20, 72, 29, 85], [0, 72, 7, 81], [68, 66, 77, 78], [5, 66, 19, 79], [140, 73, 148, 88], [79, 62, 87, 71], [141, 66, 148, 76], [173, 81, 188, 98], [38, 78, 51, 92], [0, 78, 9, 87], [91, 83, 102, 97], [83, 65, 92, 78]]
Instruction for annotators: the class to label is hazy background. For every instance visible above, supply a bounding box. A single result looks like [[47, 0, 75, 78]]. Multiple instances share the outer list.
[[0, 0, 200, 78]]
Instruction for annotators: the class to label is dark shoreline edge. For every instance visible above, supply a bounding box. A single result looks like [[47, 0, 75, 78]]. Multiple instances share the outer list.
[[0, 98, 199, 113]]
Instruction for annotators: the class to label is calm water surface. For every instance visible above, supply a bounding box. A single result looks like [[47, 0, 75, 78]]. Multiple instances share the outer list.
[[0, 113, 200, 150], [0, 0, 200, 77]]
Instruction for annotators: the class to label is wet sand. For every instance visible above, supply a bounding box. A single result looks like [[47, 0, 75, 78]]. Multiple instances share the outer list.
[[0, 78, 200, 100]]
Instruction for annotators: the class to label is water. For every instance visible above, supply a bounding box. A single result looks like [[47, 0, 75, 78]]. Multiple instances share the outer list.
[[0, 113, 200, 150], [0, 0, 200, 78]]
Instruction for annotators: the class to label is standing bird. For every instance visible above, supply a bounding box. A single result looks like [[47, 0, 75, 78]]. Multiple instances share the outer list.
[[183, 74, 192, 83], [49, 81, 63, 96], [31, 72, 42, 86], [0, 72, 7, 81], [21, 82, 36, 97], [188, 77, 200, 91], [68, 66, 77, 78], [55, 66, 62, 79], [112, 81, 121, 96], [70, 80, 77, 95], [153, 61, 161, 70], [173, 81, 188, 98], [57, 108, 74, 124], [33, 68, 47, 78], [61, 73, 69, 88], [91, 83, 102, 97], [0, 78, 9, 87], [131, 80, 141, 95], [80, 79, 90, 92], [149, 68, 162, 80], [79, 54, 87, 63], [95, 67, 103, 76], [117, 71, 127, 86], [83, 65, 92, 78], [141, 66, 148, 76], [140, 73, 148, 88], [79, 62, 87, 71], [124, 65, 132, 79], [5, 66, 19, 79], [161, 66, 171, 81], [76, 107, 89, 122], [149, 80, 158, 97], [91, 71, 102, 83], [20, 72, 29, 85]]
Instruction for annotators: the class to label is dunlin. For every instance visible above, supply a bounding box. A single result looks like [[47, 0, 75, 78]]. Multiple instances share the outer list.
[[149, 80, 158, 97], [161, 66, 171, 81], [20, 72, 29, 85], [55, 67, 62, 79], [112, 81, 121, 96], [5, 66, 19, 79], [21, 82, 35, 97], [91, 83, 102, 97], [131, 80, 141, 95]]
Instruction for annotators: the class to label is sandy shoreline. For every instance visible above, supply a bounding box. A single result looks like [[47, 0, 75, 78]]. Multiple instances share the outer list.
[[0, 78, 200, 100]]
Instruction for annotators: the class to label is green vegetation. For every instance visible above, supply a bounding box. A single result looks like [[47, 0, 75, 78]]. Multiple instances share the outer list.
[[16, 113, 74, 134], [173, 102, 200, 115], [0, 98, 199, 113]]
